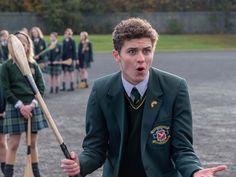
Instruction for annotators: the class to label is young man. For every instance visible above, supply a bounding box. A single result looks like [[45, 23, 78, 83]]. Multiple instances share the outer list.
[[61, 18, 226, 177]]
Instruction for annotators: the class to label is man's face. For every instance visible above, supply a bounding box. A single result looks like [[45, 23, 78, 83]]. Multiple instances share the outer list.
[[112, 38, 154, 85]]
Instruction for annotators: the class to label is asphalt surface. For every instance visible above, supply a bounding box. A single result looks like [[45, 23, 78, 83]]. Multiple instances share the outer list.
[[6, 50, 236, 177]]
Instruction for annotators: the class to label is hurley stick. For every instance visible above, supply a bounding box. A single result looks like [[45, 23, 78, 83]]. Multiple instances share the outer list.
[[34, 42, 56, 58], [24, 118, 34, 177], [8, 34, 79, 177], [53, 58, 73, 65]]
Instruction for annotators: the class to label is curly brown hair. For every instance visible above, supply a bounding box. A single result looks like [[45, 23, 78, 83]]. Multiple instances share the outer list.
[[112, 18, 159, 53]]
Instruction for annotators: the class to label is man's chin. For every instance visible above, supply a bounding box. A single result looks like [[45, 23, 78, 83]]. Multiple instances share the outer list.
[[134, 75, 146, 84]]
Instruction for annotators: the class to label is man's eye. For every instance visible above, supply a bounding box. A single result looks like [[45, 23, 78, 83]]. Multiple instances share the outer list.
[[143, 49, 151, 55], [128, 49, 136, 55]]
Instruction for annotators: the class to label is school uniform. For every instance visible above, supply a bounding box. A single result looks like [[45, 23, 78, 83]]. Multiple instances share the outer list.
[[0, 42, 9, 64], [33, 38, 46, 64], [33, 38, 47, 72], [62, 38, 76, 72], [1, 59, 48, 134], [47, 43, 62, 76], [78, 41, 93, 69], [0, 64, 6, 133], [78, 67, 203, 177]]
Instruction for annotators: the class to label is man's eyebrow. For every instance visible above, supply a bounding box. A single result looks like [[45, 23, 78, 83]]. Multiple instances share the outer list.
[[126, 47, 138, 50], [127, 46, 152, 49], [143, 46, 152, 49]]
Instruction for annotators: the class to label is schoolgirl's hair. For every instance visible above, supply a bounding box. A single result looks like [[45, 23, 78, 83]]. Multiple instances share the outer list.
[[30, 27, 44, 39], [14, 31, 35, 63]]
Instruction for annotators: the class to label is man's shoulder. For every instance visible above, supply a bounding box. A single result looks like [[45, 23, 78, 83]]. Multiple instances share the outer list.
[[150, 67, 186, 93], [151, 67, 184, 83], [91, 72, 121, 97], [94, 72, 120, 87]]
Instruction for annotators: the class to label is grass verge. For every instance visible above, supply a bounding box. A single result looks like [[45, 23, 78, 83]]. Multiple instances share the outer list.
[[44, 34, 236, 52]]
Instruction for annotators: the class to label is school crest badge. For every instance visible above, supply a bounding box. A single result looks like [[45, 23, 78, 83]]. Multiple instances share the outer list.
[[151, 125, 170, 144]]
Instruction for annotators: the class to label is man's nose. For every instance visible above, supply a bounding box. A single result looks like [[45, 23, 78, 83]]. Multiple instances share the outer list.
[[137, 52, 145, 62]]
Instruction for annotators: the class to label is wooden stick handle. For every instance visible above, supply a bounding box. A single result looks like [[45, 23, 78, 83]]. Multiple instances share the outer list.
[[25, 75, 80, 177], [35, 93, 64, 144], [24, 75, 63, 144], [27, 118, 32, 153], [24, 118, 34, 177]]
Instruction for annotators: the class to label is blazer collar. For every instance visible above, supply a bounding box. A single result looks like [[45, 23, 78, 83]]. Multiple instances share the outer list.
[[107, 71, 126, 135], [107, 71, 123, 97], [107, 68, 163, 117]]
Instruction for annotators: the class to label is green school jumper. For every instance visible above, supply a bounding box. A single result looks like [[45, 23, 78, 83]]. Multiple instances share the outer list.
[[119, 93, 147, 177]]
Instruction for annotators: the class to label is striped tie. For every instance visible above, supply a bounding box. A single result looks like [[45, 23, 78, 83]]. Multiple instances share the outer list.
[[131, 87, 141, 104]]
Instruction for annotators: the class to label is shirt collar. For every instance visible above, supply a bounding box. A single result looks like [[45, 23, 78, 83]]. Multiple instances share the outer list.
[[122, 71, 149, 98], [34, 38, 39, 43]]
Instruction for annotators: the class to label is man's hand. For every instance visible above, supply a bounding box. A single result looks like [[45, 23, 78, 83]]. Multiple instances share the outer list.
[[193, 165, 227, 177], [61, 152, 80, 176]]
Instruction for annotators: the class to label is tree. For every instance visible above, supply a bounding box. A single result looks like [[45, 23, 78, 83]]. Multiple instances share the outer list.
[[38, 0, 82, 33]]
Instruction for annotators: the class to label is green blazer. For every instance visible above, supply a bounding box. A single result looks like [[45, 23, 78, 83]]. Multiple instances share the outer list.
[[79, 67, 202, 177]]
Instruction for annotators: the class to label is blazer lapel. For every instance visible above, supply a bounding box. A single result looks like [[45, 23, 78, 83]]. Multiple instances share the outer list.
[[107, 72, 127, 135], [107, 72, 127, 177], [141, 68, 163, 154]]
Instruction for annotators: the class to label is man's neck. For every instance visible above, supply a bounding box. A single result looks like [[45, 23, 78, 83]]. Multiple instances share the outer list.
[[121, 72, 149, 98]]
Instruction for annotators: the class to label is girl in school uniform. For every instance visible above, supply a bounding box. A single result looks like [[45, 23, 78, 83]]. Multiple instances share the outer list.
[[47, 32, 62, 94], [30, 27, 47, 71], [1, 31, 48, 177], [0, 30, 9, 64], [0, 63, 7, 175], [77, 32, 93, 88]]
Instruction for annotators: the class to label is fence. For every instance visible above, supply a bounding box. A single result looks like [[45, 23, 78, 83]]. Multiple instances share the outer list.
[[0, 12, 235, 34]]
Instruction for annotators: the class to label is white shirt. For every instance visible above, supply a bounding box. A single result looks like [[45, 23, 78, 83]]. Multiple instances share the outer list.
[[122, 72, 149, 98]]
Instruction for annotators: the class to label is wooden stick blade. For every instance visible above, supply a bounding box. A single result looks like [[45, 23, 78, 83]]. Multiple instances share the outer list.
[[62, 58, 72, 65], [54, 58, 72, 65], [8, 34, 32, 76], [23, 156, 34, 177], [48, 42, 57, 50]]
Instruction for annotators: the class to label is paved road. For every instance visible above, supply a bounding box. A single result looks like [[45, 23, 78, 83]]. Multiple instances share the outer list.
[[10, 51, 236, 177]]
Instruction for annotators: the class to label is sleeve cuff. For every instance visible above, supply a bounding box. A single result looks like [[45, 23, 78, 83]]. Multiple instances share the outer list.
[[31, 99, 38, 107], [14, 100, 23, 109]]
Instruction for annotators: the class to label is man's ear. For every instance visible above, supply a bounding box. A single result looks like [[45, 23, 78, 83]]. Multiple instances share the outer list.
[[112, 49, 120, 63]]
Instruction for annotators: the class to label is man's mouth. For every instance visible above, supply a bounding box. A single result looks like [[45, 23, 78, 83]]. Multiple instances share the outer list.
[[137, 67, 145, 71]]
